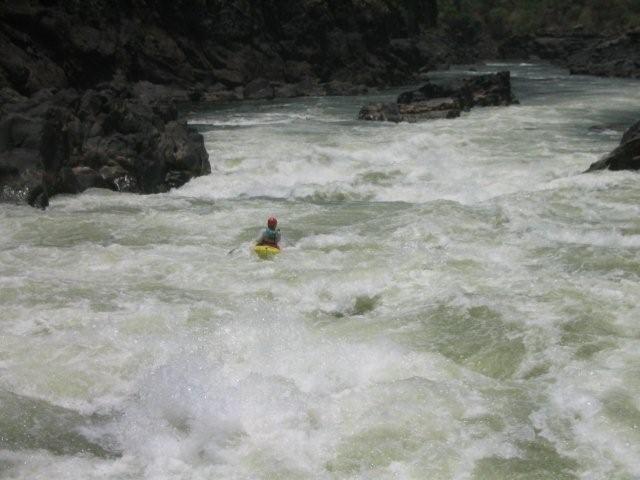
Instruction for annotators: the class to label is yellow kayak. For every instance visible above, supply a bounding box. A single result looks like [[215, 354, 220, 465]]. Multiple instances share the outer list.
[[253, 245, 281, 259]]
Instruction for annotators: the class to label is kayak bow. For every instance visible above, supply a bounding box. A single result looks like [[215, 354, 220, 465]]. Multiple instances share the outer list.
[[253, 244, 280, 258]]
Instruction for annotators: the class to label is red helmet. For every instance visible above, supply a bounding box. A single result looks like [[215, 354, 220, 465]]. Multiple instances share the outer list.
[[267, 216, 277, 229]]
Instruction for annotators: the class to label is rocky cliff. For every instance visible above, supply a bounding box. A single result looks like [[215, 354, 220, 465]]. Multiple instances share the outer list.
[[0, 82, 210, 208], [1, 0, 445, 207], [0, 0, 440, 102]]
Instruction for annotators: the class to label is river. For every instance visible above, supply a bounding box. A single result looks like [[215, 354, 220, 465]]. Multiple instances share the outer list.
[[1, 63, 639, 479]]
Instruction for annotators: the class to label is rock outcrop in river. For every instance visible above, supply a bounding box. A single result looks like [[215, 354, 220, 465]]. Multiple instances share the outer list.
[[587, 120, 640, 172], [0, 83, 209, 208], [358, 71, 516, 123]]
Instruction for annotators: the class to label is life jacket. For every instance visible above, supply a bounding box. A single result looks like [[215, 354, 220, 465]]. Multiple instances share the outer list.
[[258, 228, 279, 247]]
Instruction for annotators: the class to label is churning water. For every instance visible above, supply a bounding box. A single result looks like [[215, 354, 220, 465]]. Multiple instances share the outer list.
[[1, 64, 640, 479]]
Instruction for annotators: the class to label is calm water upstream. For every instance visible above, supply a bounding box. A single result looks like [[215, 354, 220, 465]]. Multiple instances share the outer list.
[[1, 63, 640, 479]]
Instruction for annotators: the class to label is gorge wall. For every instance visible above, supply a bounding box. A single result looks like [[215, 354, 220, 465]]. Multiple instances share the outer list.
[[1, 0, 441, 102], [0, 0, 445, 207]]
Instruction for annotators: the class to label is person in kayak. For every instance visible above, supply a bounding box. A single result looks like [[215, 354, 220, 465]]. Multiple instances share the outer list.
[[256, 216, 281, 249]]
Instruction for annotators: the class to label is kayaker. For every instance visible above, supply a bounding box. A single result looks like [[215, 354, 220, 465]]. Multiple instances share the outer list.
[[256, 216, 281, 248]]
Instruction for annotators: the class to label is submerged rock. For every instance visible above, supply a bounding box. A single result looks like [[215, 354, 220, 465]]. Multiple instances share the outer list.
[[0, 84, 210, 207], [587, 120, 640, 172], [358, 71, 516, 123], [0, 389, 118, 458]]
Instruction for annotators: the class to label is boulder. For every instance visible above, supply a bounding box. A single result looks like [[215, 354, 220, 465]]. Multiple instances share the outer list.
[[568, 31, 640, 79], [273, 83, 300, 98], [358, 98, 461, 123], [243, 78, 274, 100], [272, 77, 328, 99], [0, 84, 211, 207], [99, 164, 133, 191], [359, 71, 516, 123], [459, 71, 516, 107], [398, 98, 462, 120], [156, 121, 210, 187], [358, 103, 403, 122], [211, 68, 245, 87], [0, 149, 48, 208], [295, 77, 326, 97], [323, 81, 369, 96], [72, 166, 101, 191], [397, 82, 453, 104], [283, 61, 315, 83], [621, 120, 640, 145], [587, 120, 640, 172]]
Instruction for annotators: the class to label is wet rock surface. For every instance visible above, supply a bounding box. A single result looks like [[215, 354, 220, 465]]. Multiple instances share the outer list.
[[359, 71, 516, 123], [0, 84, 210, 207], [587, 120, 640, 172]]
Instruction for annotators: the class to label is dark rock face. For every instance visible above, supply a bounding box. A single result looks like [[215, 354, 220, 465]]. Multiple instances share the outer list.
[[587, 121, 640, 172], [0, 85, 210, 207], [567, 31, 640, 79], [499, 30, 640, 79], [621, 120, 640, 145], [359, 71, 516, 123], [0, 0, 440, 101], [499, 32, 602, 63]]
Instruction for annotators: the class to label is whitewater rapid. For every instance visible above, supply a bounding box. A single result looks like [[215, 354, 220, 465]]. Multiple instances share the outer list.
[[1, 64, 640, 479]]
